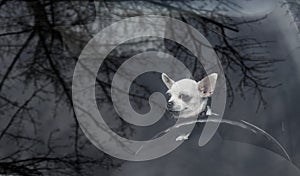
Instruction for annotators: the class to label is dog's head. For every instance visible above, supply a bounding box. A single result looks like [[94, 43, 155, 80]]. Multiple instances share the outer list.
[[161, 73, 218, 118]]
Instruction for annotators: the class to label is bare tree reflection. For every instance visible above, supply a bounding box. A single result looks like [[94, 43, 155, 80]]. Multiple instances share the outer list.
[[0, 1, 283, 175]]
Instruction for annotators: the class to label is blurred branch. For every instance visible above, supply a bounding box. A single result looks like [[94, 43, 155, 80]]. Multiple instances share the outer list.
[[0, 31, 35, 92]]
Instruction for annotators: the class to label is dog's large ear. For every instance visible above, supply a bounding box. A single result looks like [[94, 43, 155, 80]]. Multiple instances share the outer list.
[[161, 73, 174, 89], [198, 73, 218, 97]]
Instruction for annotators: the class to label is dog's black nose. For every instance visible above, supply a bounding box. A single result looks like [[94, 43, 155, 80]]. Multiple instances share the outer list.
[[167, 101, 174, 109]]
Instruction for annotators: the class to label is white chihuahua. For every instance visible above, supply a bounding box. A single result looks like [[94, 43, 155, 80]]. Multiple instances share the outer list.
[[161, 73, 218, 118], [137, 73, 290, 159], [136, 73, 290, 160]]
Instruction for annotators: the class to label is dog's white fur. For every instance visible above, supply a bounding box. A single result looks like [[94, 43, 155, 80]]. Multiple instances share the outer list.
[[162, 73, 218, 118]]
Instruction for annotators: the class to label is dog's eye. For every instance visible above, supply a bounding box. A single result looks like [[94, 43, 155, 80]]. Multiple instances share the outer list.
[[166, 92, 171, 99], [179, 94, 191, 102]]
